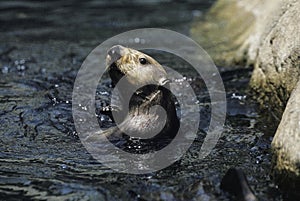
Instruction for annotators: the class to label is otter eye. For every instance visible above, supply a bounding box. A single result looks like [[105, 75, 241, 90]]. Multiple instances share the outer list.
[[139, 58, 147, 65]]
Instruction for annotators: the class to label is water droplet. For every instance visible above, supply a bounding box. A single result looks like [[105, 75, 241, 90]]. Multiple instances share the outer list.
[[23, 180, 31, 185], [231, 93, 246, 100], [2, 66, 9, 74], [20, 59, 26, 64], [61, 164, 67, 169], [134, 37, 140, 43], [99, 91, 109, 95], [41, 68, 46, 73], [17, 64, 26, 71], [192, 10, 202, 17]]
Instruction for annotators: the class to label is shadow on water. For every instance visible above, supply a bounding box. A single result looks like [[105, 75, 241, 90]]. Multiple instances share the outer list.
[[0, 1, 284, 200]]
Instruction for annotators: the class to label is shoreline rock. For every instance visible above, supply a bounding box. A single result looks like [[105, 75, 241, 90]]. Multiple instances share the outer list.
[[191, 0, 285, 67], [191, 0, 300, 195], [271, 80, 300, 198], [250, 0, 300, 118]]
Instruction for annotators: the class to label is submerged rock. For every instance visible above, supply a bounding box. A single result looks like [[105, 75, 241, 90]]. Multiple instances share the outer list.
[[221, 168, 257, 201]]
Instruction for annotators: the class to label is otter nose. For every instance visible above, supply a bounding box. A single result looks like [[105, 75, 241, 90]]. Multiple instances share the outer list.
[[107, 45, 125, 65]]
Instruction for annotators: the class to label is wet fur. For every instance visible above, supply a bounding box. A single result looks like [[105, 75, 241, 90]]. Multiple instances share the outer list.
[[96, 46, 179, 150]]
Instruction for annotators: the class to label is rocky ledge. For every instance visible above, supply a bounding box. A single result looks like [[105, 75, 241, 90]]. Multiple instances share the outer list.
[[271, 80, 300, 197], [191, 0, 300, 196]]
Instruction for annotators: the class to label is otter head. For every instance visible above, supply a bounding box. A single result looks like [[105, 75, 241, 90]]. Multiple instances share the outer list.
[[106, 45, 169, 88]]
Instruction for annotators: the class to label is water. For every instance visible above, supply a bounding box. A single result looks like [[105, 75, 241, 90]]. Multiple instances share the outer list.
[[0, 1, 283, 200]]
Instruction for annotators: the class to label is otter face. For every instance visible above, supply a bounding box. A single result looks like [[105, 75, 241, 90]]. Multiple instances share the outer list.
[[106, 45, 169, 88]]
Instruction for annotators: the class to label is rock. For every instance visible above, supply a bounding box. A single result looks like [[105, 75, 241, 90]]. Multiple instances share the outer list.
[[250, 0, 300, 118], [221, 168, 257, 201], [191, 0, 300, 196], [191, 0, 300, 116], [191, 0, 283, 66], [271, 80, 300, 197]]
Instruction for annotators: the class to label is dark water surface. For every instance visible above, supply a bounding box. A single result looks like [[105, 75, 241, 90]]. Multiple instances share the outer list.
[[0, 1, 283, 200]]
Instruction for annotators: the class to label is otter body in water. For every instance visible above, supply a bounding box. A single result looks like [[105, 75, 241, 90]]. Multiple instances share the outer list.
[[102, 45, 179, 149]]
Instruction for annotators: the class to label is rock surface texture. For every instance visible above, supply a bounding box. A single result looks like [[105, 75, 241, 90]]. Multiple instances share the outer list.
[[250, 0, 300, 117], [192, 0, 300, 195], [191, 0, 299, 114], [271, 80, 300, 197]]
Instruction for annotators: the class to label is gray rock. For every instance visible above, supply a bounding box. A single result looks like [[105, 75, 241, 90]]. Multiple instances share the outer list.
[[250, 0, 300, 117], [221, 168, 258, 201], [191, 0, 286, 67], [191, 0, 300, 194], [191, 0, 300, 115], [271, 80, 300, 196]]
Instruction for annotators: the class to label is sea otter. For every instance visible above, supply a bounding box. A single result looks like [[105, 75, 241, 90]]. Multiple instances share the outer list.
[[101, 45, 179, 152]]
